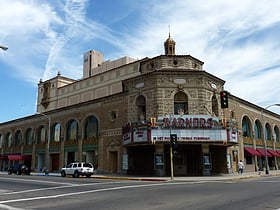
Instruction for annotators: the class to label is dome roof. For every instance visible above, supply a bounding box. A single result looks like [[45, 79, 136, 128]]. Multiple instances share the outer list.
[[165, 33, 175, 44], [164, 33, 176, 55]]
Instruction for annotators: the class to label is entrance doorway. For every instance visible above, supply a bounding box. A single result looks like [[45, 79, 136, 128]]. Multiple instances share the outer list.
[[51, 154, 60, 172], [185, 145, 202, 176], [109, 151, 118, 173], [210, 145, 227, 174], [127, 146, 154, 175], [67, 152, 75, 164], [165, 144, 202, 176]]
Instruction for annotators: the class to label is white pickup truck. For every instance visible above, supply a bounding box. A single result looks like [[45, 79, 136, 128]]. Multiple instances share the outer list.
[[60, 162, 94, 178]]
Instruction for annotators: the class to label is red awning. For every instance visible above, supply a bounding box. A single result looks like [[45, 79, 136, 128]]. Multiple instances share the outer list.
[[22, 155, 31, 161], [244, 147, 261, 156], [0, 155, 7, 160], [256, 148, 273, 157], [267, 150, 280, 157], [8, 155, 23, 161], [7, 155, 31, 161]]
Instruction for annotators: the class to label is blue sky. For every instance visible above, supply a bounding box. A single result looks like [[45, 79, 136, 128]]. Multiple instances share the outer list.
[[1, 0, 280, 122]]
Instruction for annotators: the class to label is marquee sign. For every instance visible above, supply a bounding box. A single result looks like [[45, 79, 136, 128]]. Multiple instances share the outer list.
[[151, 129, 226, 142], [122, 115, 238, 144], [162, 116, 214, 129]]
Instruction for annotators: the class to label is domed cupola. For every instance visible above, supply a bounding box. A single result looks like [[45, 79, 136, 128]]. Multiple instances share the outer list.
[[164, 32, 176, 56]]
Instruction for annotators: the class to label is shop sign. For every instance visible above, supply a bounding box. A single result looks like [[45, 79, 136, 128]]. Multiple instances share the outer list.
[[227, 129, 238, 143], [162, 115, 218, 129], [133, 130, 148, 143], [154, 153, 164, 170], [123, 132, 132, 145], [151, 129, 227, 142]]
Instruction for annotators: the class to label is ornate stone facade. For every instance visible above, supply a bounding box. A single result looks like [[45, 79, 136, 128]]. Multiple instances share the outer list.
[[1, 34, 280, 175]]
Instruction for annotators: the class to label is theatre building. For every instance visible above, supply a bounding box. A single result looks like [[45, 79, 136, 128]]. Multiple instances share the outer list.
[[0, 34, 280, 176]]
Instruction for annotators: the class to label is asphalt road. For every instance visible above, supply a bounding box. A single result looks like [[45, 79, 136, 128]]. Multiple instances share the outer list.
[[0, 174, 280, 210]]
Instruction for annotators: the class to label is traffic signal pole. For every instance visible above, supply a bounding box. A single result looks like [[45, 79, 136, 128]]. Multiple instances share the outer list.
[[169, 116, 175, 180], [170, 143, 174, 180], [169, 134, 177, 180]]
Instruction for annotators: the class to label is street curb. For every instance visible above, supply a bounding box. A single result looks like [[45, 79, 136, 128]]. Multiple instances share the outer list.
[[31, 173, 60, 177], [226, 173, 279, 181], [92, 175, 168, 182], [7, 171, 280, 182], [30, 173, 168, 181]]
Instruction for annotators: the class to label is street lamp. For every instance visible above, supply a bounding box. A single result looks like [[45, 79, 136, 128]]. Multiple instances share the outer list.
[[37, 112, 51, 175], [0, 45, 8, 51], [261, 104, 280, 174]]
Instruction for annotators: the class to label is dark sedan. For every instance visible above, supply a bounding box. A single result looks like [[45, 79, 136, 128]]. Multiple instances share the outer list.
[[8, 164, 31, 175]]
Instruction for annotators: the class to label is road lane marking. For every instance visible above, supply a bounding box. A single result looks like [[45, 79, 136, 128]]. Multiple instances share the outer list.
[[3, 185, 77, 195], [0, 204, 28, 210], [0, 177, 75, 186], [0, 182, 188, 204], [2, 181, 130, 195], [0, 180, 233, 204], [1, 180, 231, 196]]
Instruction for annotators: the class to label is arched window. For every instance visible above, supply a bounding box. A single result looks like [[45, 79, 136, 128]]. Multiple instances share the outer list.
[[15, 130, 22, 146], [174, 92, 188, 114], [84, 116, 99, 139], [53, 123, 61, 142], [242, 116, 252, 137], [66, 120, 78, 141], [211, 95, 218, 117], [37, 126, 46, 144], [265, 123, 272, 141], [25, 128, 33, 145], [254, 120, 262, 140], [274, 126, 280, 142], [136, 95, 146, 121], [5, 132, 12, 147]]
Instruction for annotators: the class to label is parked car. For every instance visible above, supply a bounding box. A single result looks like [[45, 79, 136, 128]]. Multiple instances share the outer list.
[[60, 162, 94, 178], [8, 164, 31, 175]]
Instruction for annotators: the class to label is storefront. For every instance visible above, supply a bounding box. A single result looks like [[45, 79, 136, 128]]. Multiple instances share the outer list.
[[0, 154, 32, 171], [123, 115, 238, 176]]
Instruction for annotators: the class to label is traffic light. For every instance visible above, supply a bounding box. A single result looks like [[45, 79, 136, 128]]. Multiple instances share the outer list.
[[220, 91, 229, 109], [170, 134, 177, 149]]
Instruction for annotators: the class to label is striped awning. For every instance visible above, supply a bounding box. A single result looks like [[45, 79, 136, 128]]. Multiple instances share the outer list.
[[267, 150, 280, 157], [244, 147, 261, 156], [256, 148, 273, 157]]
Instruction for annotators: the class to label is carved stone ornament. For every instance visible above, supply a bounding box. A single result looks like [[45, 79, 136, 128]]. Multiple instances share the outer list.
[[41, 82, 51, 108]]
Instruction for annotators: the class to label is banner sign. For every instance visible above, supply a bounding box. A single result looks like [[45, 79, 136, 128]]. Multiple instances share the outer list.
[[151, 129, 227, 142]]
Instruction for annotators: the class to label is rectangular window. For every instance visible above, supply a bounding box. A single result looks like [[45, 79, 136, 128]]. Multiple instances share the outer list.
[[245, 156, 253, 164], [174, 103, 186, 115]]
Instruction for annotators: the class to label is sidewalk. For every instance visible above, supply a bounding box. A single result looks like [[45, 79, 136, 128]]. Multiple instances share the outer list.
[[2, 170, 280, 182], [90, 170, 280, 182], [31, 170, 280, 181]]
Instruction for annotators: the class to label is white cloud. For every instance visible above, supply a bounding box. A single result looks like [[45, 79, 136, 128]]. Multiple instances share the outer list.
[[1, 0, 280, 111], [114, 0, 280, 108], [0, 0, 111, 83]]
